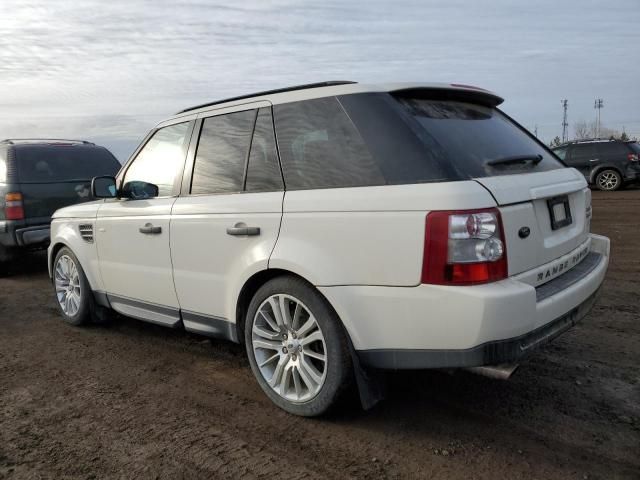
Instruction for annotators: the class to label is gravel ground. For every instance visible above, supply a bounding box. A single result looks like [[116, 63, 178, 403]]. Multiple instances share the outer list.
[[0, 189, 638, 479]]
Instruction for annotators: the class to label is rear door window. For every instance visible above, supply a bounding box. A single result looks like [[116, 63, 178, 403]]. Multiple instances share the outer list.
[[16, 146, 120, 183], [395, 97, 563, 178], [191, 109, 256, 195], [245, 108, 283, 192], [571, 144, 599, 162]]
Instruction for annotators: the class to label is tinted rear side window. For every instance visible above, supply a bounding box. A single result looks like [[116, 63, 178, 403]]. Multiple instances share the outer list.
[[599, 142, 632, 157], [274, 97, 386, 190], [628, 142, 640, 154], [15, 146, 120, 183], [245, 108, 283, 192], [396, 98, 563, 178], [191, 109, 256, 195]]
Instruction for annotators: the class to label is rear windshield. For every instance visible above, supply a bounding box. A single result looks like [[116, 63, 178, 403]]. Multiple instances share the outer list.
[[16, 145, 121, 183], [395, 98, 563, 178], [628, 142, 640, 154]]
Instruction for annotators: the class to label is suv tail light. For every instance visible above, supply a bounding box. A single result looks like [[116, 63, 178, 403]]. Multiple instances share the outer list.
[[421, 208, 508, 285], [4, 192, 25, 220], [628, 153, 638, 162]]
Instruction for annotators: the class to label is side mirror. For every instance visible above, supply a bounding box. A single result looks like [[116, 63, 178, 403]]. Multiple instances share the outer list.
[[121, 181, 159, 200], [91, 176, 118, 198]]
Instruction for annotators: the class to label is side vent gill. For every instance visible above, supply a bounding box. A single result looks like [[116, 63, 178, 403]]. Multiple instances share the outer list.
[[79, 224, 94, 243]]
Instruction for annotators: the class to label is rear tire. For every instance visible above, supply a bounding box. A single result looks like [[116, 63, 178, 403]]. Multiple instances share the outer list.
[[52, 247, 93, 326], [595, 169, 622, 191], [244, 276, 353, 416]]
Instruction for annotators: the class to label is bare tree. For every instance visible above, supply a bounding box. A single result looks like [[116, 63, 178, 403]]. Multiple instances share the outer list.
[[574, 120, 592, 139], [573, 120, 625, 141]]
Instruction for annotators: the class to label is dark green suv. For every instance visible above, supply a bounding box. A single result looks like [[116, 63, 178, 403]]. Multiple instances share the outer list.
[[0, 139, 120, 263]]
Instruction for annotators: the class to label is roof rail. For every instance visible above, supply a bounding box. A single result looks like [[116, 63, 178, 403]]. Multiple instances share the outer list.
[[1, 139, 95, 145], [176, 80, 357, 114]]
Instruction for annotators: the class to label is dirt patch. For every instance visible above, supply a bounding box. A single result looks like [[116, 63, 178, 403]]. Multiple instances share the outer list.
[[1, 189, 639, 479]]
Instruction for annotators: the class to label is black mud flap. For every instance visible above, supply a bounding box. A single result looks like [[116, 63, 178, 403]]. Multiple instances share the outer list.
[[348, 341, 386, 410]]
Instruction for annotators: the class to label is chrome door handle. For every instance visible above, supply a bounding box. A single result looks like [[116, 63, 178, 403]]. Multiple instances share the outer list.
[[589, 158, 600, 162], [226, 226, 260, 236], [139, 223, 162, 234]]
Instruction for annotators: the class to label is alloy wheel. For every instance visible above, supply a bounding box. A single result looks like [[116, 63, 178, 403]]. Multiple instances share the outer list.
[[251, 294, 328, 403], [54, 254, 82, 317], [597, 171, 620, 190]]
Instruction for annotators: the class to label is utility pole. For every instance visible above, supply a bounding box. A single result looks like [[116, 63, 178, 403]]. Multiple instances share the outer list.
[[594, 98, 604, 138], [561, 99, 568, 142], [534, 125, 538, 138]]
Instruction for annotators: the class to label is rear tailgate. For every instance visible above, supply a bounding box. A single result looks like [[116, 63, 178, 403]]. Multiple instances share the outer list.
[[20, 181, 93, 225], [475, 168, 590, 277], [15, 144, 120, 225]]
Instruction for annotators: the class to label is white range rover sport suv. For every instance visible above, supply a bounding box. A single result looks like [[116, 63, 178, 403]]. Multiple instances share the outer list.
[[48, 81, 610, 416]]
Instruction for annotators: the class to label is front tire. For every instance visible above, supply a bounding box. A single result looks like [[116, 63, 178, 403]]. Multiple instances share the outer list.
[[595, 169, 622, 191], [245, 276, 353, 416], [52, 247, 93, 326]]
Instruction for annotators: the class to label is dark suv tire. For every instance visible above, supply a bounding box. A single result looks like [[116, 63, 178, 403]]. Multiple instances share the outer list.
[[244, 276, 353, 416], [595, 169, 622, 191]]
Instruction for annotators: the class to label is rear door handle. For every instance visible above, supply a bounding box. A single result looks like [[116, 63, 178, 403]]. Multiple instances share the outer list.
[[589, 158, 600, 162], [226, 226, 260, 236], [139, 223, 162, 234]]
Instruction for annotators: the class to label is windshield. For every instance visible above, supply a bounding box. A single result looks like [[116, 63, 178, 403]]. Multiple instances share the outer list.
[[628, 142, 640, 155], [16, 145, 121, 183], [396, 98, 564, 178]]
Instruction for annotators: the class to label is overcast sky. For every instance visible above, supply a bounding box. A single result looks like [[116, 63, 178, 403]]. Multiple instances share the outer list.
[[1, 0, 639, 162]]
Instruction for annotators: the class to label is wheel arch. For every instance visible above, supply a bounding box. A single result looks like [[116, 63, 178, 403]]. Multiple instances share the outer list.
[[234, 268, 351, 347], [589, 164, 623, 184]]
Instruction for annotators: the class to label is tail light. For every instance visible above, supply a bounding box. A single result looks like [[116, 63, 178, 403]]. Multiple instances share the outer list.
[[421, 208, 508, 285], [628, 153, 638, 162], [4, 192, 25, 220]]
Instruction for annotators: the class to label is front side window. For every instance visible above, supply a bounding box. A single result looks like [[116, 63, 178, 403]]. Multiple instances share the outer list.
[[191, 109, 256, 195], [123, 122, 190, 197], [274, 97, 385, 190], [553, 146, 568, 160]]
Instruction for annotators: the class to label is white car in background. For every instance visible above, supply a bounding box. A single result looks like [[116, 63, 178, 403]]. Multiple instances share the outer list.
[[48, 81, 610, 416]]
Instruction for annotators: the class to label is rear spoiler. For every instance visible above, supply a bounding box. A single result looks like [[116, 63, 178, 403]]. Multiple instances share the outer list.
[[390, 86, 504, 107]]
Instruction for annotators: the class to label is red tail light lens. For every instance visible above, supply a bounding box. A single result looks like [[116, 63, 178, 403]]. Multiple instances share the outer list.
[[628, 153, 638, 162], [421, 208, 508, 285], [4, 192, 25, 220]]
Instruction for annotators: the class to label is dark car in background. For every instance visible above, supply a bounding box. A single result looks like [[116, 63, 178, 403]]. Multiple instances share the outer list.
[[0, 139, 120, 263], [552, 139, 640, 191]]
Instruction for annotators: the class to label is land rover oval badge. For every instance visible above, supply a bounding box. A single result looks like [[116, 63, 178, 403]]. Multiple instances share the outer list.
[[518, 226, 531, 238]]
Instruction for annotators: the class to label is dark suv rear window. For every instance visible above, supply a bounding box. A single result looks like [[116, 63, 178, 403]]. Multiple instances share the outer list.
[[16, 145, 121, 183], [395, 97, 563, 178]]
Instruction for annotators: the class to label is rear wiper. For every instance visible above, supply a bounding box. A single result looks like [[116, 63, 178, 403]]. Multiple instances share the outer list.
[[486, 154, 543, 166]]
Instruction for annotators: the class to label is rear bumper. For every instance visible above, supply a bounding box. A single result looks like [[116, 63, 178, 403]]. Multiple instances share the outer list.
[[319, 233, 609, 370], [0, 221, 50, 249], [357, 286, 600, 369]]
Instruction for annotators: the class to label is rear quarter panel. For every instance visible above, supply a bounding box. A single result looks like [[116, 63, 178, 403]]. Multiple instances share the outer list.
[[269, 182, 496, 286]]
